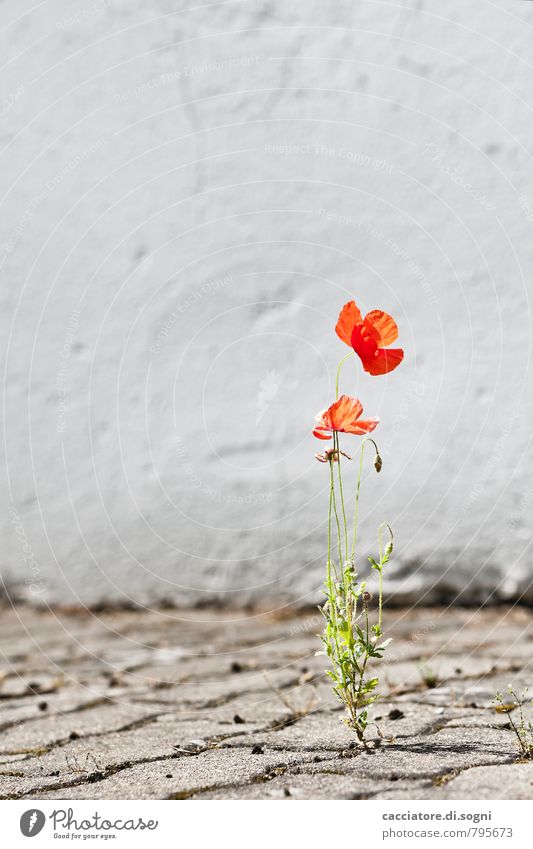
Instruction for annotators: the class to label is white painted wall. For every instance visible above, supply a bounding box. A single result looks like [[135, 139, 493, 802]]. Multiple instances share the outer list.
[[1, 0, 532, 607]]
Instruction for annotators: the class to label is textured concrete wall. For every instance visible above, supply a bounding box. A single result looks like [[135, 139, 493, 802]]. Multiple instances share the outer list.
[[1, 0, 533, 607]]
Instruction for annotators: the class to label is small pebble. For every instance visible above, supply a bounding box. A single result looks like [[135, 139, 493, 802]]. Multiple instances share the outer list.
[[388, 709, 404, 720], [174, 739, 206, 753], [233, 714, 246, 724]]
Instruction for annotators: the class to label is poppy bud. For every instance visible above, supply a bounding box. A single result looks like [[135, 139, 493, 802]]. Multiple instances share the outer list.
[[374, 453, 383, 473]]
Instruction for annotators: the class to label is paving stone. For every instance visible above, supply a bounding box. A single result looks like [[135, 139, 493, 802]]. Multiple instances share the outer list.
[[430, 762, 533, 800], [35, 749, 326, 800], [0, 604, 531, 799], [0, 700, 159, 754], [194, 773, 430, 800]]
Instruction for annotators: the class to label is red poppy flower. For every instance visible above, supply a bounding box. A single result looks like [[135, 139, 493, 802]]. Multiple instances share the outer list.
[[313, 395, 379, 440], [336, 300, 404, 375]]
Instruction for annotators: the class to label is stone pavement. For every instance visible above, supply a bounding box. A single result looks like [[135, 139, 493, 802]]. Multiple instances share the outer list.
[[0, 604, 532, 800]]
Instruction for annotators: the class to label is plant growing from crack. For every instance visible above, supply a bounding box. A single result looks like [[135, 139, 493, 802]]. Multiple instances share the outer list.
[[65, 751, 102, 774], [418, 659, 440, 689], [313, 300, 404, 742], [263, 670, 318, 727], [494, 685, 533, 759]]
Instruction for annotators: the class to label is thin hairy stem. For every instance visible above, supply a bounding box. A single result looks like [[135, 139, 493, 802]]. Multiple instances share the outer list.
[[335, 434, 349, 564], [351, 437, 381, 559], [378, 524, 384, 632], [335, 351, 354, 400], [350, 603, 371, 739], [378, 567, 384, 633], [377, 522, 393, 632], [327, 459, 333, 587], [331, 456, 344, 572]]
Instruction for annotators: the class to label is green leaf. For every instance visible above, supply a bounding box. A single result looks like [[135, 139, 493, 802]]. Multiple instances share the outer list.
[[355, 625, 365, 643]]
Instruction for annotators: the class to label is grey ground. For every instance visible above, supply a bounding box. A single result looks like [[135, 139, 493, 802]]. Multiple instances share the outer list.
[[0, 604, 532, 800]]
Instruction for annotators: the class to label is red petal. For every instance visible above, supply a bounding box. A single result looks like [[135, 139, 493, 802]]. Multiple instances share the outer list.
[[313, 427, 332, 440], [328, 395, 363, 430], [344, 417, 379, 435], [335, 300, 363, 346], [351, 323, 378, 361], [364, 348, 404, 375], [362, 310, 399, 346]]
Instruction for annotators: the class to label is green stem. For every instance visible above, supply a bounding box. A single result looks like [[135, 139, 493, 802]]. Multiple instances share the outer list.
[[327, 460, 337, 642], [327, 457, 345, 689], [335, 352, 354, 400], [351, 437, 380, 560], [336, 434, 353, 681], [351, 442, 366, 560], [378, 568, 383, 633], [327, 458, 333, 588], [377, 522, 392, 633], [378, 525, 384, 632], [327, 460, 340, 584], [335, 434, 349, 564], [331, 465, 343, 576], [352, 603, 371, 736]]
